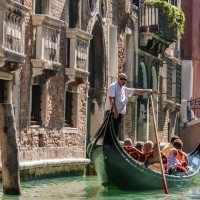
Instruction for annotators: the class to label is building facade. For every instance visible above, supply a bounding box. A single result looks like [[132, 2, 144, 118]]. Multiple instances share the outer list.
[[179, 0, 200, 152], [0, 0, 183, 175]]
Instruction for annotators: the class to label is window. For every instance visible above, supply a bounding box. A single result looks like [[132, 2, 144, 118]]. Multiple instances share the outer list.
[[69, 0, 78, 28], [0, 80, 7, 103], [89, 0, 97, 14], [65, 91, 73, 127], [34, 0, 51, 15], [35, 0, 42, 14], [166, 0, 177, 6], [31, 85, 42, 125], [64, 87, 78, 128]]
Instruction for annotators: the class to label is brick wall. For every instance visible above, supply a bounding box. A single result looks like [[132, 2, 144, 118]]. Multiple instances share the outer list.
[[180, 120, 200, 153], [18, 0, 87, 161]]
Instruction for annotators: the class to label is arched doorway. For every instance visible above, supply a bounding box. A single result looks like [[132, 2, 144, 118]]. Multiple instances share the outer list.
[[87, 17, 106, 141]]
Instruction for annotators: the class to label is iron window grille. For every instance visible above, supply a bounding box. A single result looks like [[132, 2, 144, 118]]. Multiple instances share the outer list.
[[176, 64, 181, 104], [167, 64, 173, 101]]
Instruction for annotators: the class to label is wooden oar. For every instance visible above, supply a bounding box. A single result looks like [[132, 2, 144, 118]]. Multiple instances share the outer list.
[[150, 95, 169, 194]]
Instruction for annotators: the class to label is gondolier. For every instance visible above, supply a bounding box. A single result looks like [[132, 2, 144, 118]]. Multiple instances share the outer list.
[[105, 73, 153, 137]]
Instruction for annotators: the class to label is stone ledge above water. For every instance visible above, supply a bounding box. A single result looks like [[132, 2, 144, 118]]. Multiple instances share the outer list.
[[20, 158, 90, 181], [9, 158, 90, 182], [20, 158, 90, 169]]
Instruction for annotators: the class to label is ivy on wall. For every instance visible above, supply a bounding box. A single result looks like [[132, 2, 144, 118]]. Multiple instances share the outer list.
[[145, 0, 185, 36]]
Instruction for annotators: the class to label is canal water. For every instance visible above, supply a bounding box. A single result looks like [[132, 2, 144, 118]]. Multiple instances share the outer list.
[[0, 174, 200, 200]]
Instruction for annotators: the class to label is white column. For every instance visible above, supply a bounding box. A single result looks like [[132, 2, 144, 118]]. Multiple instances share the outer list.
[[36, 26, 44, 59], [180, 99, 187, 123], [69, 38, 77, 69]]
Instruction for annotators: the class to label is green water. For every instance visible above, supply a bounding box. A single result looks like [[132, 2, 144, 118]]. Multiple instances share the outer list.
[[1, 174, 200, 200]]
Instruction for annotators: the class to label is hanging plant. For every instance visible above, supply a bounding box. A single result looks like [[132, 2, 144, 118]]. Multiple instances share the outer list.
[[145, 0, 185, 37]]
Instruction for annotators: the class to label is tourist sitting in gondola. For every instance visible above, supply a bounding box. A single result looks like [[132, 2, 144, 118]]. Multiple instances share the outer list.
[[134, 141, 144, 152], [166, 148, 182, 174], [123, 138, 167, 165], [162, 135, 180, 155], [173, 139, 189, 171], [142, 141, 153, 154]]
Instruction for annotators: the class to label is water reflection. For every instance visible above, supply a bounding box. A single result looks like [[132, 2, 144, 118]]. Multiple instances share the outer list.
[[0, 174, 199, 200]]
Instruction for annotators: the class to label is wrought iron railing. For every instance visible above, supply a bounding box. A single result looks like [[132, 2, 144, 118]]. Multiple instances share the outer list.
[[176, 64, 181, 104], [164, 58, 181, 104], [167, 64, 173, 101], [187, 98, 200, 121]]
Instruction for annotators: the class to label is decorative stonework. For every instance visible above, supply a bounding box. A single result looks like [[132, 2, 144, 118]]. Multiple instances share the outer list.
[[162, 99, 173, 110], [31, 15, 64, 78], [66, 28, 92, 84], [171, 102, 181, 112], [0, 0, 28, 70]]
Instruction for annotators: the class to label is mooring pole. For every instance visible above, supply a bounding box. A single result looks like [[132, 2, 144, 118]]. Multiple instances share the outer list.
[[0, 104, 21, 195]]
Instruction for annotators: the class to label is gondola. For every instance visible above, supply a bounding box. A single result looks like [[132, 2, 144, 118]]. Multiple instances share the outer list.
[[87, 111, 200, 190]]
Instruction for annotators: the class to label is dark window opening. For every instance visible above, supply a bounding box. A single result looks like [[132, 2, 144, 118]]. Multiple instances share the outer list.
[[35, 0, 42, 14], [133, 0, 139, 7], [89, 0, 96, 13], [89, 39, 95, 88], [69, 0, 78, 28], [0, 80, 7, 103], [138, 62, 145, 89], [166, 0, 177, 6], [65, 91, 73, 127], [31, 85, 42, 125]]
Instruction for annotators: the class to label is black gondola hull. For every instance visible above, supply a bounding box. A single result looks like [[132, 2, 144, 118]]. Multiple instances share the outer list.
[[88, 112, 200, 190]]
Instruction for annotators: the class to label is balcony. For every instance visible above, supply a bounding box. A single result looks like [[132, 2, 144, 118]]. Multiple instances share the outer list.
[[65, 28, 92, 85], [140, 6, 178, 41], [139, 0, 185, 55], [31, 15, 64, 78], [0, 0, 29, 71]]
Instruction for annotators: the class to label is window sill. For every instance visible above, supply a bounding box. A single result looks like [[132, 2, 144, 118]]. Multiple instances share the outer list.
[[30, 125, 41, 129], [62, 127, 78, 134]]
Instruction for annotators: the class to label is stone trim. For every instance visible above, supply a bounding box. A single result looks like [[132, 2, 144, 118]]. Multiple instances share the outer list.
[[62, 127, 78, 134], [19, 158, 90, 169], [32, 14, 65, 28]]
